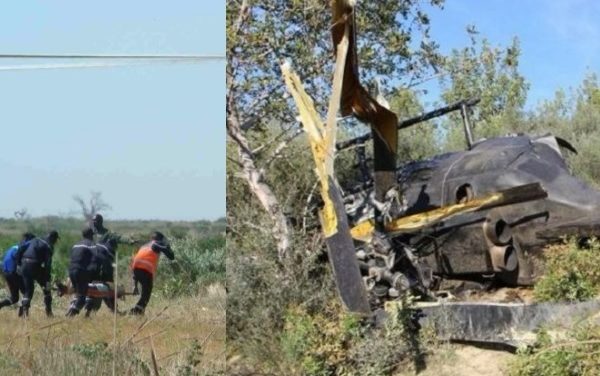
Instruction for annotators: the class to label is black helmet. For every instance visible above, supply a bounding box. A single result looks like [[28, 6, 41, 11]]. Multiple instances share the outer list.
[[92, 213, 104, 225]]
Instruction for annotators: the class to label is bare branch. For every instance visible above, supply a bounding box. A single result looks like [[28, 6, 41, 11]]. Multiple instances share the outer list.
[[14, 208, 30, 221], [264, 128, 304, 168], [226, 0, 291, 260], [73, 191, 111, 221], [227, 107, 290, 259]]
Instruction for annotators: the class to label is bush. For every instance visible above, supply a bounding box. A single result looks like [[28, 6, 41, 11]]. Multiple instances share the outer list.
[[275, 296, 429, 376], [155, 235, 225, 298], [280, 304, 363, 376], [534, 238, 600, 302], [510, 326, 600, 376], [71, 342, 111, 361], [226, 234, 340, 373]]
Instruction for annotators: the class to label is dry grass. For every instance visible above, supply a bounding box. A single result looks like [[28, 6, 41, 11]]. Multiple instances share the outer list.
[[0, 284, 225, 375]]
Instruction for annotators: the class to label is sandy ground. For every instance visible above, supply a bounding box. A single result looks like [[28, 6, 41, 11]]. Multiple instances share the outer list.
[[396, 344, 514, 376], [394, 285, 532, 376]]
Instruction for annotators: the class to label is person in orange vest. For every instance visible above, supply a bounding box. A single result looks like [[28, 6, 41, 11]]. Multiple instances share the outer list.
[[129, 231, 174, 315]]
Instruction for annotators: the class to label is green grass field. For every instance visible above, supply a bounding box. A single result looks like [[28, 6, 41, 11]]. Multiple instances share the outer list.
[[0, 217, 225, 375]]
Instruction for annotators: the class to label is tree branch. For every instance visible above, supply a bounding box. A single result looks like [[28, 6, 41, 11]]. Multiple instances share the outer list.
[[226, 0, 290, 260], [264, 128, 303, 169]]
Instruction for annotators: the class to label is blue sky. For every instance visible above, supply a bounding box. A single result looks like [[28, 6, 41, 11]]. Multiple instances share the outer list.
[[0, 1, 224, 221], [421, 0, 600, 109]]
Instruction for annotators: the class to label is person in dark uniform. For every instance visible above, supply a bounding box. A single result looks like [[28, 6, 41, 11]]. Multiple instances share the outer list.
[[90, 213, 110, 243], [15, 230, 59, 317], [86, 213, 121, 310], [84, 236, 119, 316], [0, 232, 35, 310], [129, 231, 174, 315], [65, 228, 95, 317]]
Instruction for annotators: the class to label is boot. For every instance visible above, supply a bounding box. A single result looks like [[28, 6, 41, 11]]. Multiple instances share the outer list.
[[18, 305, 29, 318], [19, 299, 30, 318], [44, 295, 53, 317], [129, 305, 144, 315], [104, 298, 116, 312], [65, 307, 79, 317]]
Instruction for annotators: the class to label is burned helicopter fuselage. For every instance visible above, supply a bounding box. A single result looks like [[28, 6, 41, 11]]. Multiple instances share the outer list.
[[343, 133, 600, 300], [304, 1, 600, 316]]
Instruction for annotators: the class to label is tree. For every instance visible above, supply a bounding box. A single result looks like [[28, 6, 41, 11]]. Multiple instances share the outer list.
[[14, 208, 30, 221], [226, 0, 445, 260], [526, 72, 600, 186], [389, 88, 440, 163], [72, 191, 111, 222], [439, 31, 529, 150]]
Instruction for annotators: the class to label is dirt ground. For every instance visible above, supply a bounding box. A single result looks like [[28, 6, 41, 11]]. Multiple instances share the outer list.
[[394, 285, 534, 376], [396, 344, 514, 376]]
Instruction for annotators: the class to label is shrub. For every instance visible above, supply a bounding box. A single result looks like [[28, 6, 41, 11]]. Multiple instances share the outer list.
[[155, 235, 225, 298], [280, 303, 363, 376], [276, 296, 426, 376], [534, 238, 600, 302], [510, 326, 600, 376], [71, 342, 111, 361], [226, 233, 341, 373]]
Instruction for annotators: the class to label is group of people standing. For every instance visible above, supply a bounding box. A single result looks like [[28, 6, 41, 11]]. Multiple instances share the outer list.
[[0, 214, 175, 317]]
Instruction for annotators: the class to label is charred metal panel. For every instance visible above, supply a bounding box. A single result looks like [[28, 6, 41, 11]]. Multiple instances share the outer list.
[[439, 225, 491, 275], [347, 133, 600, 291]]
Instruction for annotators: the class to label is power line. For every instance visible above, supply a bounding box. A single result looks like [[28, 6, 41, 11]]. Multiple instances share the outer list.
[[0, 60, 218, 71], [0, 54, 225, 71], [0, 53, 224, 59]]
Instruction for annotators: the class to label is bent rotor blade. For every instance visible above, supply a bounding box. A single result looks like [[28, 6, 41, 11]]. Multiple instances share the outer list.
[[331, 0, 398, 231], [324, 178, 371, 314], [281, 28, 370, 314], [351, 183, 548, 241]]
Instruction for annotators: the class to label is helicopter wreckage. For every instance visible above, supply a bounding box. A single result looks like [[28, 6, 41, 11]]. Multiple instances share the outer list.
[[340, 100, 600, 304], [281, 0, 600, 348]]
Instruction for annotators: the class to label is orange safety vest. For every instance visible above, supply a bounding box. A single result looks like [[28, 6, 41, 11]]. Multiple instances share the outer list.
[[131, 242, 160, 276]]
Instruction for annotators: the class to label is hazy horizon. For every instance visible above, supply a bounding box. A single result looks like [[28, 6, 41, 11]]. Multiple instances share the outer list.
[[0, 214, 225, 222]]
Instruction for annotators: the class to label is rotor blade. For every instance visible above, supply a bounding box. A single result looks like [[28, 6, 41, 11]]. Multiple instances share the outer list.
[[331, 0, 398, 232], [282, 54, 370, 315], [381, 298, 600, 349], [336, 97, 481, 151], [351, 183, 548, 241]]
